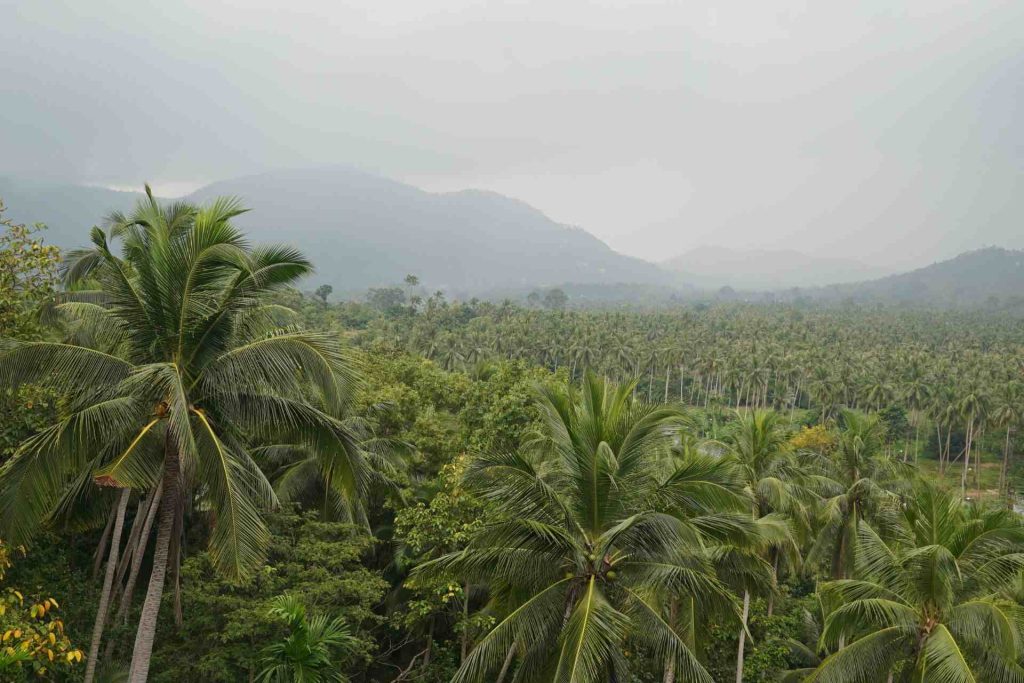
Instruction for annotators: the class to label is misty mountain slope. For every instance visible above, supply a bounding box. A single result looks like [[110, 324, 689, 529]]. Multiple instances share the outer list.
[[811, 247, 1024, 306], [1, 168, 671, 293], [662, 246, 890, 289], [0, 176, 143, 247], [186, 167, 672, 292]]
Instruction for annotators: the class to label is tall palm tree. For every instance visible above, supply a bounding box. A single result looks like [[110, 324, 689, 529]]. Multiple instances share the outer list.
[[0, 189, 365, 682], [807, 410, 903, 581], [992, 382, 1022, 499], [723, 410, 804, 683], [810, 482, 1024, 682], [433, 373, 751, 682], [958, 383, 990, 500]]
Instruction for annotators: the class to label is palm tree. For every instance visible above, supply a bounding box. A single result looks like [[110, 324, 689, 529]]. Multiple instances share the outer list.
[[901, 358, 931, 463], [807, 410, 902, 581], [258, 594, 356, 683], [433, 373, 751, 682], [992, 382, 1022, 499], [260, 391, 400, 524], [810, 482, 1024, 681], [723, 410, 804, 682], [0, 189, 364, 682], [958, 383, 990, 500]]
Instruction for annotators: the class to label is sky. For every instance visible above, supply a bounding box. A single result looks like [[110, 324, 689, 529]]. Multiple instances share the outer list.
[[2, 0, 1022, 268]]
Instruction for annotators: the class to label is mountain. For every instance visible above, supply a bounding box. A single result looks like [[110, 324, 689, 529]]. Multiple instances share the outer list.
[[1, 168, 672, 294], [661, 246, 891, 290], [0, 176, 143, 247], [806, 247, 1024, 307]]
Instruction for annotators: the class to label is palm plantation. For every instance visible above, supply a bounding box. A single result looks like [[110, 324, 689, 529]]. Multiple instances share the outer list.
[[2, 192, 1024, 682]]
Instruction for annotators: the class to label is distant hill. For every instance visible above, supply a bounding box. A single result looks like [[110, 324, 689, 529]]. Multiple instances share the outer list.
[[805, 247, 1024, 307], [1, 168, 672, 294], [0, 176, 142, 247], [661, 246, 890, 290], [3, 171, 1021, 308]]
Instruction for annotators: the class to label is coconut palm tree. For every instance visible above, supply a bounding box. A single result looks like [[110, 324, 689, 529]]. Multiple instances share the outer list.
[[260, 391, 401, 524], [810, 482, 1024, 682], [992, 382, 1022, 500], [433, 373, 751, 683], [723, 410, 805, 682], [0, 189, 365, 682], [807, 411, 903, 581]]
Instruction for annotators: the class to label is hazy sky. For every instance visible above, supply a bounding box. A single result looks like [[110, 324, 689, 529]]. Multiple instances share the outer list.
[[3, 0, 1022, 267]]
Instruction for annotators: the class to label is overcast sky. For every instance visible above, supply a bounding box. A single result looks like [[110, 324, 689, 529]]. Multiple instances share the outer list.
[[2, 0, 1022, 267]]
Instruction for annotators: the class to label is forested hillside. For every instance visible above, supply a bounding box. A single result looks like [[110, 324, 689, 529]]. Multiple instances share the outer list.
[[807, 247, 1024, 307], [0, 169, 670, 294], [2, 195, 1024, 682]]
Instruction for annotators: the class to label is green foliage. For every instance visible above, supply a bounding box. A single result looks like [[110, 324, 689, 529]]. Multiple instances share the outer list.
[[149, 511, 386, 683], [0, 541, 83, 680], [257, 593, 356, 683], [0, 200, 61, 340]]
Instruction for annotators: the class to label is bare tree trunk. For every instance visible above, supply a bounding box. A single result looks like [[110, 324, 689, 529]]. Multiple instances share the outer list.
[[735, 590, 750, 683], [117, 482, 163, 625], [85, 489, 131, 683], [128, 448, 180, 683], [422, 618, 433, 669]]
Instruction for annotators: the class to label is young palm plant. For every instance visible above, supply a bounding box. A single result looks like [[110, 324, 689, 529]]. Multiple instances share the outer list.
[[431, 373, 754, 683], [810, 482, 1024, 682], [0, 189, 365, 682], [257, 593, 356, 683]]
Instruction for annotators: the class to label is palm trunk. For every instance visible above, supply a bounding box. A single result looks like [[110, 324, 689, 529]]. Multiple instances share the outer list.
[[113, 497, 148, 592], [128, 448, 180, 683], [93, 506, 117, 580], [117, 482, 163, 625], [943, 425, 952, 476], [962, 414, 974, 500], [461, 582, 470, 662], [913, 420, 921, 465], [495, 642, 516, 683], [663, 598, 679, 683], [84, 488, 131, 683], [1000, 427, 1011, 496], [735, 590, 750, 683]]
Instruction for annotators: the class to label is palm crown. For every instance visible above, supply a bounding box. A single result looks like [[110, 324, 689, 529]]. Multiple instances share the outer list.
[[432, 373, 759, 683], [811, 482, 1024, 682]]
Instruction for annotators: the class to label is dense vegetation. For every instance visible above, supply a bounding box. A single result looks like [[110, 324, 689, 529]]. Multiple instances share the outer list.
[[2, 194, 1023, 682]]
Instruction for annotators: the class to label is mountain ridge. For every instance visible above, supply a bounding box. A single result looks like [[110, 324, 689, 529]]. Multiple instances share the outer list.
[[2, 168, 1022, 306]]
